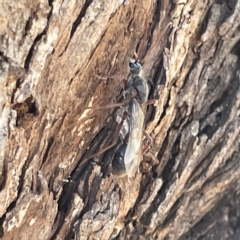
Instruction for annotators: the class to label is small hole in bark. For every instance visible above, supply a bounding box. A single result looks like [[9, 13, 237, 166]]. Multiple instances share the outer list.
[[231, 39, 240, 56], [132, 220, 137, 227], [48, 0, 54, 5], [201, 125, 214, 138], [0, 225, 3, 238], [12, 96, 37, 126]]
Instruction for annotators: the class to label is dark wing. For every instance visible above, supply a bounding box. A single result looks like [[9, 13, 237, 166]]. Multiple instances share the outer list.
[[124, 99, 144, 177]]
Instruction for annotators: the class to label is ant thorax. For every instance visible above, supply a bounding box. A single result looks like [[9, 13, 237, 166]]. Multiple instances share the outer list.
[[124, 58, 149, 105]]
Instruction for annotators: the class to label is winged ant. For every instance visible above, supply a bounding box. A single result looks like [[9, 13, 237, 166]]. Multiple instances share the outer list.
[[84, 4, 171, 177]]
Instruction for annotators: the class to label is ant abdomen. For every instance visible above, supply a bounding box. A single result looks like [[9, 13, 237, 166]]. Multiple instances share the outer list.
[[101, 139, 127, 178], [111, 142, 127, 177]]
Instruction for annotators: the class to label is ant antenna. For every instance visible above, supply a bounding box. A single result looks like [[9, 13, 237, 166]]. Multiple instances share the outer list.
[[134, 4, 150, 63], [133, 4, 172, 64], [142, 21, 172, 63]]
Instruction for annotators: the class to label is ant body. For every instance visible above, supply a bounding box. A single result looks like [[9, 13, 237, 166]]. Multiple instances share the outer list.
[[89, 57, 153, 177], [85, 4, 171, 177]]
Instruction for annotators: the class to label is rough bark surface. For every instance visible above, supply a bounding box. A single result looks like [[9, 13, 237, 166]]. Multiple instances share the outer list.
[[0, 0, 240, 239]]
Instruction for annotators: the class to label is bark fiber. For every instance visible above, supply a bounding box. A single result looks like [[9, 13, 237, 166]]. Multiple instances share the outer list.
[[0, 0, 240, 239]]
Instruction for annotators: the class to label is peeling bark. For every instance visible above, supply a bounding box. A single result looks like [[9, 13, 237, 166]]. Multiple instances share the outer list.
[[0, 0, 240, 239]]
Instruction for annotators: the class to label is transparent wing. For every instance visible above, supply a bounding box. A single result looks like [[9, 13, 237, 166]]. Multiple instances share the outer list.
[[124, 99, 144, 177]]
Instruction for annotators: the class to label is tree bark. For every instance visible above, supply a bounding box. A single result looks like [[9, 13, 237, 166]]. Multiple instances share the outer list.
[[0, 0, 240, 239]]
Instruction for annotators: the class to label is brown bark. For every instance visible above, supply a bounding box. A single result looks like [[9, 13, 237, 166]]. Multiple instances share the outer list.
[[0, 0, 240, 239]]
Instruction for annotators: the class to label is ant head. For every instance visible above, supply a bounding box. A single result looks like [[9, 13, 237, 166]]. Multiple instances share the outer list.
[[129, 58, 142, 75]]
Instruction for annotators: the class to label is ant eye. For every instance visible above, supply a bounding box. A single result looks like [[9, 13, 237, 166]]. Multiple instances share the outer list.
[[129, 63, 134, 68]]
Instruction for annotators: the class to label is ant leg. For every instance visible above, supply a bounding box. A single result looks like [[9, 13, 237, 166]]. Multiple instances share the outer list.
[[142, 131, 159, 167], [87, 102, 127, 110], [85, 112, 128, 160], [142, 131, 153, 155], [94, 73, 128, 89], [88, 92, 137, 110], [144, 151, 158, 164], [146, 99, 158, 105]]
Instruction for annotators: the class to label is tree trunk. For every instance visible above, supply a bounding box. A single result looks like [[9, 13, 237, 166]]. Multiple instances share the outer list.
[[0, 0, 240, 239]]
